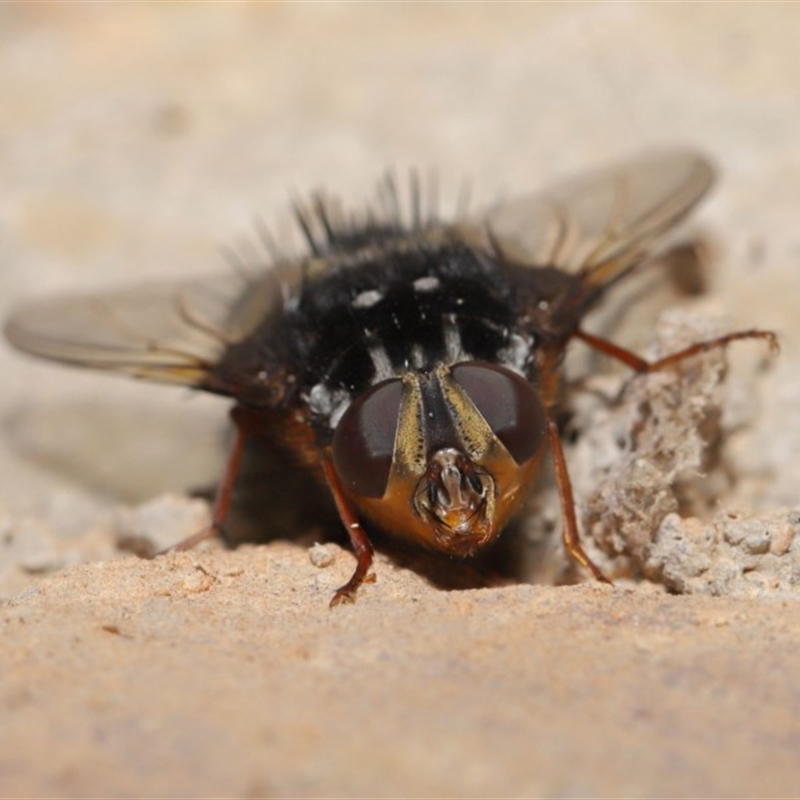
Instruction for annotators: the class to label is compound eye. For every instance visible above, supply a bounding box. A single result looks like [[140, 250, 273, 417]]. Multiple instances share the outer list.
[[451, 362, 546, 464], [332, 379, 403, 498]]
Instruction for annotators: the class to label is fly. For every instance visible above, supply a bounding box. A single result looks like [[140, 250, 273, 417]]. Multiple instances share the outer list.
[[4, 150, 777, 606]]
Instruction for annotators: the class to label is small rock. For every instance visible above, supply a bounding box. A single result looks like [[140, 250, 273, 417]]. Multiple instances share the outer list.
[[308, 543, 335, 569]]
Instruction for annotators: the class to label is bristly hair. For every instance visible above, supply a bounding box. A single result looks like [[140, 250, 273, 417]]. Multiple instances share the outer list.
[[290, 169, 468, 257], [223, 170, 471, 275]]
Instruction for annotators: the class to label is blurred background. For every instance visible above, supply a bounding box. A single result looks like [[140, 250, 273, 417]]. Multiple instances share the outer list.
[[1, 1, 798, 545]]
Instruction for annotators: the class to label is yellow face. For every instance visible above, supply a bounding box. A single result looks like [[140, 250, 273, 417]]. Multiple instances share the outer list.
[[332, 362, 548, 557]]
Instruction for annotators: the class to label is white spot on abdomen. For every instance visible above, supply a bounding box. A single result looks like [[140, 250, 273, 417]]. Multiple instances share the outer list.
[[413, 276, 440, 293], [368, 343, 395, 381], [443, 314, 468, 362], [352, 289, 383, 309]]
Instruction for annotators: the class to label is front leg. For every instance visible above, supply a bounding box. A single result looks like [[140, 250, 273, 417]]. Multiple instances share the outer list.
[[322, 454, 376, 607], [158, 405, 249, 555], [546, 417, 612, 585]]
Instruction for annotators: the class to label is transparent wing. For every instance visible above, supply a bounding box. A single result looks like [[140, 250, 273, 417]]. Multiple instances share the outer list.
[[482, 149, 715, 293], [4, 268, 286, 388]]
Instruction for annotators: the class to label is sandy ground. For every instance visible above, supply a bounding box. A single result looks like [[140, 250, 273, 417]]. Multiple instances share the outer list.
[[2, 4, 800, 798]]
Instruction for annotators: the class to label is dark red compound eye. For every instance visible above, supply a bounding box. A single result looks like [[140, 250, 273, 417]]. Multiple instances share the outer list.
[[332, 379, 404, 498], [451, 362, 546, 464]]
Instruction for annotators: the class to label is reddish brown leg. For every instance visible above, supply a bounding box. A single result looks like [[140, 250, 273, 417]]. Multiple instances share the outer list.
[[575, 328, 778, 373], [322, 455, 376, 607], [157, 407, 248, 555], [547, 417, 611, 584]]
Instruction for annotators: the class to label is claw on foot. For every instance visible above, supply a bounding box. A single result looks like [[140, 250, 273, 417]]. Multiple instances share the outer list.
[[329, 571, 376, 608]]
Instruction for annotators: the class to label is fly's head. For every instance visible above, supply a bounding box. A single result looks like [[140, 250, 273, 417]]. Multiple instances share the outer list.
[[331, 361, 548, 557], [411, 447, 494, 554]]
